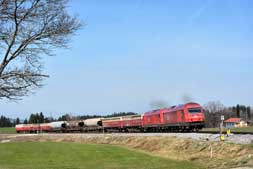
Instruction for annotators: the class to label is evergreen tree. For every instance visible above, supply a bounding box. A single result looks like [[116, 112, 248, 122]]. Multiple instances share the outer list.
[[39, 112, 44, 123], [29, 114, 37, 123], [16, 118, 20, 125], [236, 104, 240, 118], [58, 114, 71, 121], [247, 106, 251, 119]]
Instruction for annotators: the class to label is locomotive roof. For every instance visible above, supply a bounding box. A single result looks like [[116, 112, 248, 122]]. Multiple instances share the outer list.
[[144, 102, 200, 115]]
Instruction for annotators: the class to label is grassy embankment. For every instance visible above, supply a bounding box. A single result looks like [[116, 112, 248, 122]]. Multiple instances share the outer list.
[[1, 134, 253, 168], [0, 142, 201, 169], [0, 127, 16, 134]]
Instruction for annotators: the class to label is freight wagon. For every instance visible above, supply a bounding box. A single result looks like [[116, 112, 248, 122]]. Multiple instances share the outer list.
[[102, 115, 142, 132]]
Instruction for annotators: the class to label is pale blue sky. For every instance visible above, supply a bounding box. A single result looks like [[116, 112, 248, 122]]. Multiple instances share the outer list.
[[1, 0, 253, 118]]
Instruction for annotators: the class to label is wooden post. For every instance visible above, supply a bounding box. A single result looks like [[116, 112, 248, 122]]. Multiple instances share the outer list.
[[209, 143, 213, 158]]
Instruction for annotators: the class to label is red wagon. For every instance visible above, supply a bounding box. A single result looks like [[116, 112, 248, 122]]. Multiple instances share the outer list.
[[102, 115, 142, 131]]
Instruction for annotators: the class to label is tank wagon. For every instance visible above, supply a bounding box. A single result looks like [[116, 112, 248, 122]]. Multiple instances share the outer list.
[[16, 121, 66, 133], [15, 102, 205, 133], [82, 118, 103, 132]]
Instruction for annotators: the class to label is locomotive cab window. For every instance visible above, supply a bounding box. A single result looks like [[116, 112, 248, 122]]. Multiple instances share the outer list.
[[188, 108, 201, 113]]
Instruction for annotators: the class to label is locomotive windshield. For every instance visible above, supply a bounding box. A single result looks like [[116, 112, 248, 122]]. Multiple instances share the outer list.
[[188, 108, 202, 113]]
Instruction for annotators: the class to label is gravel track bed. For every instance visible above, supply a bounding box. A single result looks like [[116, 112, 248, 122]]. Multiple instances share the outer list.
[[1, 132, 253, 144]]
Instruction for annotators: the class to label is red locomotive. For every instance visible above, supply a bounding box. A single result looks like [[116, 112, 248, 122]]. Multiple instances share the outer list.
[[142, 102, 205, 131], [16, 102, 205, 133]]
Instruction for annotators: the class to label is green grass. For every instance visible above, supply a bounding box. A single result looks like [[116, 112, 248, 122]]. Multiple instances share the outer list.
[[0, 127, 16, 134], [201, 128, 220, 132], [0, 142, 202, 169], [231, 126, 253, 132], [201, 126, 253, 133]]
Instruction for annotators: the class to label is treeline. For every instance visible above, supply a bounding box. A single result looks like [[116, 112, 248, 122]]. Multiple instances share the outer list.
[[0, 116, 14, 127], [204, 101, 252, 128], [0, 116, 20, 127], [58, 112, 137, 121], [104, 112, 137, 118], [27, 112, 54, 124]]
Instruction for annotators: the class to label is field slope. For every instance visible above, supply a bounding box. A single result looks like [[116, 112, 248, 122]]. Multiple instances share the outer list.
[[0, 127, 16, 134], [0, 142, 201, 169]]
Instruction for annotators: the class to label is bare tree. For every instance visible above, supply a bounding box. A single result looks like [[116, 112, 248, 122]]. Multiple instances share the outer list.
[[204, 101, 226, 128], [204, 101, 225, 113], [0, 0, 81, 100]]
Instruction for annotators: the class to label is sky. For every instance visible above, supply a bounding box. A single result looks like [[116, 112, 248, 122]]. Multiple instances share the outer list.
[[1, 0, 253, 118]]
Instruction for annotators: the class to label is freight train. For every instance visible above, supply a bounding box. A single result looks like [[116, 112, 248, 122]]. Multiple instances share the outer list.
[[15, 102, 205, 133]]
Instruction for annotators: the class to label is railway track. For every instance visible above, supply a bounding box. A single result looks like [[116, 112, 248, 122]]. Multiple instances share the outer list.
[[1, 132, 253, 144], [2, 130, 253, 135]]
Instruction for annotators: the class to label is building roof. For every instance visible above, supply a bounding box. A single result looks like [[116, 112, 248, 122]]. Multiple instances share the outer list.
[[224, 118, 241, 123]]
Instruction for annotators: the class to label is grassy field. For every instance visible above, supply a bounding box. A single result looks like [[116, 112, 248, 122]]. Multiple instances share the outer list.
[[231, 126, 253, 132], [0, 142, 202, 169], [201, 126, 253, 133], [0, 127, 16, 134]]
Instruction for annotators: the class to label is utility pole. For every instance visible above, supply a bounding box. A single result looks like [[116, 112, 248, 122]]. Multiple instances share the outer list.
[[220, 115, 224, 134]]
